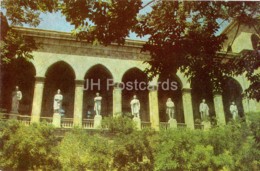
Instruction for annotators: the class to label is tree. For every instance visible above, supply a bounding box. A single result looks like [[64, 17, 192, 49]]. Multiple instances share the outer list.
[[0, 0, 59, 63], [59, 1, 260, 100]]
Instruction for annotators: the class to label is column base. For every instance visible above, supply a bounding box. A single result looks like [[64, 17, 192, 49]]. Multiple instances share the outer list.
[[94, 115, 102, 129], [52, 113, 61, 128], [168, 118, 177, 129], [133, 116, 141, 130]]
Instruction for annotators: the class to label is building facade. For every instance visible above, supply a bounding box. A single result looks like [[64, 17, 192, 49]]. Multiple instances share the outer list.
[[0, 23, 259, 130]]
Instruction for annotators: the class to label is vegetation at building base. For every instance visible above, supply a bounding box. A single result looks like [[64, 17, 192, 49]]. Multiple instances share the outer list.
[[0, 114, 259, 171]]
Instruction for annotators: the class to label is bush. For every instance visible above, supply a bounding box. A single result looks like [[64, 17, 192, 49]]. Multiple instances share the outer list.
[[102, 115, 136, 135], [112, 129, 155, 171], [59, 129, 112, 171], [0, 120, 60, 170]]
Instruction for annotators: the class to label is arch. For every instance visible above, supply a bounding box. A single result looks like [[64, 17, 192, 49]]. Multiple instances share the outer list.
[[191, 75, 215, 122], [222, 77, 244, 121], [158, 74, 184, 123], [83, 64, 113, 118], [0, 58, 36, 114], [122, 67, 150, 121], [41, 61, 76, 117], [117, 64, 145, 83]]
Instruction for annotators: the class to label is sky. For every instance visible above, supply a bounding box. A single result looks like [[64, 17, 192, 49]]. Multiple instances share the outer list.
[[22, 0, 154, 40], [2, 0, 228, 40]]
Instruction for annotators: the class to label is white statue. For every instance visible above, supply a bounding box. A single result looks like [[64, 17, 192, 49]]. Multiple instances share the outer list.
[[199, 99, 209, 120], [11, 86, 22, 113], [53, 89, 63, 113], [94, 92, 102, 115], [130, 95, 140, 118], [230, 102, 238, 120], [166, 98, 175, 119]]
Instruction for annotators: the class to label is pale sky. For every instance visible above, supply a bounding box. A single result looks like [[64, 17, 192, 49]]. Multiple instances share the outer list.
[[2, 0, 228, 40]]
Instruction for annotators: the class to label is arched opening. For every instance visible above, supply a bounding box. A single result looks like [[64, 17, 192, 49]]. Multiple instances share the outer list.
[[222, 77, 244, 121], [41, 61, 75, 117], [122, 68, 149, 121], [0, 58, 36, 114], [83, 64, 113, 118], [191, 75, 215, 122], [158, 74, 184, 123]]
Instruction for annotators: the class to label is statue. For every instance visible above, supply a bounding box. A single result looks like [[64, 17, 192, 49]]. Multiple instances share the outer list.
[[11, 86, 22, 113], [130, 95, 140, 118], [53, 89, 63, 113], [230, 101, 238, 120], [94, 92, 102, 115], [199, 99, 209, 120], [166, 98, 175, 120]]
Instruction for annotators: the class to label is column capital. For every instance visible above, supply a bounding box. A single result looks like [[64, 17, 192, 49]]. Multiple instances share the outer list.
[[114, 82, 123, 89], [35, 77, 45, 83], [182, 88, 191, 93], [148, 85, 158, 91], [213, 89, 223, 95]]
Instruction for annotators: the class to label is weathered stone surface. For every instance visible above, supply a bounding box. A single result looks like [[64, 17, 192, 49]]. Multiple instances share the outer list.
[[53, 113, 61, 128], [133, 116, 141, 130], [168, 118, 177, 129], [94, 114, 102, 129]]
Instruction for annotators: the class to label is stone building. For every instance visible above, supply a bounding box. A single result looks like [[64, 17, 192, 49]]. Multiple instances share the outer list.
[[0, 21, 259, 130]]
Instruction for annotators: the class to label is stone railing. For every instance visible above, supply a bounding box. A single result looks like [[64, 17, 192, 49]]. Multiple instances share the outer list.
[[18, 115, 31, 126], [61, 118, 74, 128], [177, 123, 187, 128], [141, 121, 151, 129], [0, 113, 31, 126], [82, 119, 94, 129], [160, 122, 187, 130], [160, 122, 170, 130], [40, 117, 53, 125], [194, 124, 204, 130]]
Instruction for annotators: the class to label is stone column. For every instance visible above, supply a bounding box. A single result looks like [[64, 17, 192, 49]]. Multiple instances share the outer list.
[[31, 77, 45, 123], [113, 82, 122, 116], [182, 88, 194, 129], [242, 96, 250, 114], [213, 93, 226, 125], [148, 85, 160, 131], [73, 80, 84, 127]]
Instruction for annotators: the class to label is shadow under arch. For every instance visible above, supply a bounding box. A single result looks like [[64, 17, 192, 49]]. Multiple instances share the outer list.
[[0, 58, 36, 114], [83, 64, 113, 118], [122, 67, 149, 121], [158, 74, 184, 123], [191, 75, 215, 122], [222, 77, 244, 122], [41, 61, 76, 117]]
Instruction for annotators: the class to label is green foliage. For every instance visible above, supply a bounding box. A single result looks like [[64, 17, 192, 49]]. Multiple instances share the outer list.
[[59, 129, 112, 171], [112, 129, 155, 171], [2, 0, 59, 27], [1, 115, 260, 170], [0, 29, 37, 63], [61, 0, 142, 45], [154, 129, 213, 171], [154, 118, 260, 171], [102, 115, 136, 135], [1, 0, 58, 64], [0, 120, 60, 170]]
